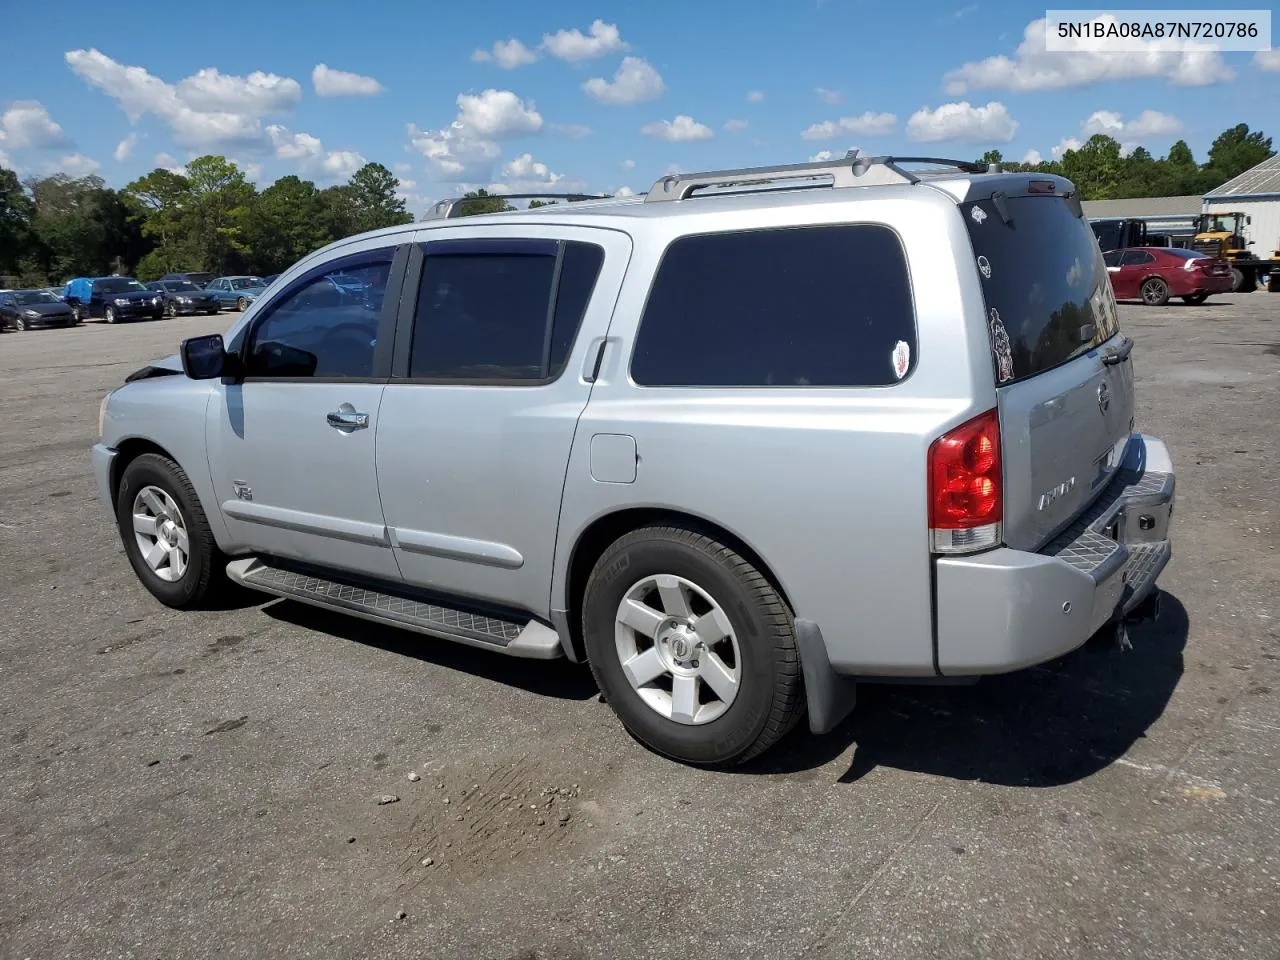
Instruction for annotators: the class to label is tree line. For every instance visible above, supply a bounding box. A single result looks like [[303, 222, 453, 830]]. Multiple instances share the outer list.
[[978, 123, 1272, 202], [0, 123, 1272, 287], [0, 156, 412, 286]]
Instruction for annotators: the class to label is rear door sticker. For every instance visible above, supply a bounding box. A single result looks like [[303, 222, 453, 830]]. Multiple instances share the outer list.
[[977, 255, 992, 279], [970, 206, 988, 225], [989, 308, 1014, 383], [891, 340, 911, 379]]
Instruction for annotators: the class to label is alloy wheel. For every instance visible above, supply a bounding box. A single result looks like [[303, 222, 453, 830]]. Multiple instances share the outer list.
[[131, 485, 190, 583]]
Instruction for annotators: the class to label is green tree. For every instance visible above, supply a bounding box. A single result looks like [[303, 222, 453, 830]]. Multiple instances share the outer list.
[[23, 174, 143, 280], [183, 155, 257, 273], [0, 166, 34, 277], [348, 162, 412, 232], [241, 175, 330, 272], [527, 199, 556, 208], [977, 149, 1004, 169], [452, 188, 514, 217], [1059, 135, 1123, 200], [1204, 123, 1274, 188]]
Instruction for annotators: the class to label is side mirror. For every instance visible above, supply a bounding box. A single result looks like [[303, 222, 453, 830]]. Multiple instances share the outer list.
[[181, 333, 227, 380]]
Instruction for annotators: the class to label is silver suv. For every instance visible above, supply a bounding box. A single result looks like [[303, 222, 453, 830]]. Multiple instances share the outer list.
[[91, 155, 1175, 766]]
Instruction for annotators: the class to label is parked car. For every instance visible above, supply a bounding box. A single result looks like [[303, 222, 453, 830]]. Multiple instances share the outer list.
[[64, 276, 164, 323], [1102, 246, 1233, 305], [145, 280, 222, 316], [40, 287, 67, 301], [159, 272, 216, 288], [205, 276, 266, 311], [0, 288, 77, 330], [91, 156, 1174, 767]]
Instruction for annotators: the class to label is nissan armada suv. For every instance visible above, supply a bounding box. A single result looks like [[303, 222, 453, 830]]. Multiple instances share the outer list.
[[91, 155, 1174, 766]]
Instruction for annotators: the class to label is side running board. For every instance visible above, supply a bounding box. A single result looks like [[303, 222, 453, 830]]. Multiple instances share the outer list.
[[226, 558, 563, 659]]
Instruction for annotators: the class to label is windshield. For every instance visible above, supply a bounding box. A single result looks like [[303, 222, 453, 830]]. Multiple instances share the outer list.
[[169, 281, 201, 291], [95, 278, 147, 294], [1200, 214, 1242, 234], [230, 277, 262, 289], [966, 194, 1118, 384], [14, 291, 59, 305]]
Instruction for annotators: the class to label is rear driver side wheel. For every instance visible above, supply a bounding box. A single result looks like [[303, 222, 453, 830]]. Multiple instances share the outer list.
[[1140, 277, 1169, 306], [1182, 293, 1208, 305], [582, 526, 804, 767]]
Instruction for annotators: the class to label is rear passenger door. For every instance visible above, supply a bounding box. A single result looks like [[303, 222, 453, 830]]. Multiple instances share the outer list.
[[375, 228, 631, 616], [1114, 249, 1154, 300]]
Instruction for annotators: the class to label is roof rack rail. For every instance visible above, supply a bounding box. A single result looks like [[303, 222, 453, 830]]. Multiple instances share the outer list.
[[424, 193, 614, 220], [644, 151, 990, 203]]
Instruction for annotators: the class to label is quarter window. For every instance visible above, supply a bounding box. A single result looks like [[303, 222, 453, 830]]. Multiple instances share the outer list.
[[408, 240, 604, 382], [631, 225, 916, 388], [245, 251, 394, 379]]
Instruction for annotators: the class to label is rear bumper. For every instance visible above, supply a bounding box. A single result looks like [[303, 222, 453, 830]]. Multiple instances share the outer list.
[[935, 433, 1174, 675]]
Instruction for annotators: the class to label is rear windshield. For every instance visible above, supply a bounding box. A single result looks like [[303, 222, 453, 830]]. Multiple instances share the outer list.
[[965, 195, 1117, 385], [1160, 248, 1208, 260]]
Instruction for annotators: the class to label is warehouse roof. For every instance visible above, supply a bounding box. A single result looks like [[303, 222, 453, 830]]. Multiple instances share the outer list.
[[1081, 195, 1202, 218], [1203, 153, 1280, 200]]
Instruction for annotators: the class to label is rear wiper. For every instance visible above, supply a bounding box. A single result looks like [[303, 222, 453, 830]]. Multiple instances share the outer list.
[[1101, 336, 1134, 365]]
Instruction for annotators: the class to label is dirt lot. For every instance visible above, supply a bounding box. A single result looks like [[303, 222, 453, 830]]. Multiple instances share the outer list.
[[1, 298, 1278, 960]]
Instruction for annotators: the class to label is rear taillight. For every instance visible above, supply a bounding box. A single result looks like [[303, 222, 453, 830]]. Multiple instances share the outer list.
[[928, 408, 1003, 554]]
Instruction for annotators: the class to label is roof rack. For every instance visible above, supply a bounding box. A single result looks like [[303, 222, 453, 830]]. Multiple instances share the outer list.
[[424, 193, 615, 220], [644, 151, 992, 203]]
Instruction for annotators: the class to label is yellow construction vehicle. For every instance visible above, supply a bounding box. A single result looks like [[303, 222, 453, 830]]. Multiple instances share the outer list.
[[1192, 212, 1280, 292]]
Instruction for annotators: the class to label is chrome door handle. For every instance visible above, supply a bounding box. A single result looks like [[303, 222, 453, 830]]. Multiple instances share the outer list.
[[327, 410, 369, 430]]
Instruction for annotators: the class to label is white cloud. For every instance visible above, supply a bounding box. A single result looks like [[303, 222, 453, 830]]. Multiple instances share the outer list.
[[1256, 50, 1280, 71], [550, 123, 592, 138], [0, 101, 70, 149], [542, 20, 628, 61], [456, 88, 543, 137], [906, 101, 1017, 143], [397, 177, 417, 191], [723, 118, 749, 132], [1051, 137, 1083, 159], [614, 185, 635, 197], [943, 17, 1235, 94], [64, 48, 299, 148], [622, 158, 636, 169], [113, 132, 138, 162], [747, 90, 765, 103], [312, 64, 383, 97], [0, 147, 12, 169], [801, 111, 897, 140], [154, 152, 186, 175], [1021, 148, 1043, 165], [489, 151, 586, 195], [57, 153, 100, 176], [407, 123, 501, 180], [266, 124, 365, 180], [808, 147, 859, 162], [815, 87, 843, 106], [472, 38, 539, 69], [641, 115, 714, 142], [584, 57, 665, 105], [394, 161, 412, 175], [1087, 109, 1182, 138]]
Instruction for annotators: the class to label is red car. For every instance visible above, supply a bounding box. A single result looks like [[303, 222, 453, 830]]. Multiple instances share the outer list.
[[1103, 246, 1233, 305]]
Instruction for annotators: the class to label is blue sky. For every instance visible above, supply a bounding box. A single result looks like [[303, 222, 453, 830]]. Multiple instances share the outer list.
[[1, 0, 1276, 214]]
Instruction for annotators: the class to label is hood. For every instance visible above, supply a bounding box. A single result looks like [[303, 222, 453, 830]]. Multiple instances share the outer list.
[[22, 302, 73, 316], [124, 352, 184, 383]]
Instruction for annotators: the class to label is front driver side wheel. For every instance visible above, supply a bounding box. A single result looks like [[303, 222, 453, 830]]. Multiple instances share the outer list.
[[236, 296, 248, 311], [582, 526, 804, 767], [115, 453, 229, 609], [104, 306, 117, 324]]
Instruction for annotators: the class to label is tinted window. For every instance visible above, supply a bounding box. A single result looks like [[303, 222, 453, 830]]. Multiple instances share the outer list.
[[1102, 250, 1122, 267], [246, 252, 393, 379], [409, 241, 603, 381], [1161, 248, 1207, 260], [1120, 250, 1153, 266], [965, 195, 1117, 385], [632, 226, 915, 388], [94, 278, 146, 294]]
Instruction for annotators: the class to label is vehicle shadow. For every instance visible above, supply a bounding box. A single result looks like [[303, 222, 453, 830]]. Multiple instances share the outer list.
[[744, 591, 1190, 787], [259, 598, 600, 701]]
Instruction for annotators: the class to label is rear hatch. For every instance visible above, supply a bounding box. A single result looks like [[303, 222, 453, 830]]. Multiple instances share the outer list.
[[963, 184, 1134, 551]]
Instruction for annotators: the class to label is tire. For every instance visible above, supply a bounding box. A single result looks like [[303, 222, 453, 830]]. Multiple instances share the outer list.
[[1230, 267, 1246, 292], [115, 453, 229, 610], [236, 296, 248, 312], [1182, 293, 1208, 305], [72, 305, 82, 323], [1140, 277, 1169, 306], [105, 306, 117, 324], [15, 316, 26, 331], [165, 300, 176, 318], [582, 526, 804, 766]]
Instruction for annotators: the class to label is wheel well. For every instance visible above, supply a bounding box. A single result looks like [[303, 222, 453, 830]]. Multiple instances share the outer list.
[[110, 438, 177, 506], [562, 508, 794, 663]]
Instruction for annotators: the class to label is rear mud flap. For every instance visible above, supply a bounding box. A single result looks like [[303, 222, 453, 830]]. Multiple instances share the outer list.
[[794, 619, 858, 735]]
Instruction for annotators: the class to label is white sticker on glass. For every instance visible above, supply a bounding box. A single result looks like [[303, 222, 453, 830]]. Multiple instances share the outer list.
[[891, 340, 911, 380], [977, 255, 992, 279], [970, 206, 988, 225], [989, 308, 1014, 383]]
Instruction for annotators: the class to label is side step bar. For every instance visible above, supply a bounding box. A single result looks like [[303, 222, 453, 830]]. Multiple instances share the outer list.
[[226, 558, 563, 659]]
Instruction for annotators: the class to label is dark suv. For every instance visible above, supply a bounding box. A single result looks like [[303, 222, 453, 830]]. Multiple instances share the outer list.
[[64, 276, 164, 324]]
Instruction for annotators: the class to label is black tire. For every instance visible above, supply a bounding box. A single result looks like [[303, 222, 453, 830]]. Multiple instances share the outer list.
[[1140, 277, 1169, 306], [15, 316, 26, 331], [1230, 267, 1247, 292], [105, 306, 117, 324], [165, 300, 176, 318], [236, 296, 248, 312], [115, 453, 228, 610], [582, 526, 804, 766], [1181, 293, 1209, 305]]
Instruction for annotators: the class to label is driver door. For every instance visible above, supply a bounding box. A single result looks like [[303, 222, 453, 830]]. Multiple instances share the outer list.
[[205, 241, 408, 581]]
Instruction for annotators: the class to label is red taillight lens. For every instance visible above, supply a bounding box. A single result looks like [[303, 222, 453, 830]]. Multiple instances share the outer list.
[[929, 409, 1003, 530]]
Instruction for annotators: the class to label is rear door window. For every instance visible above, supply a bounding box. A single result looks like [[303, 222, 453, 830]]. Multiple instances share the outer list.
[[964, 194, 1117, 385], [631, 225, 916, 387], [1121, 250, 1153, 266]]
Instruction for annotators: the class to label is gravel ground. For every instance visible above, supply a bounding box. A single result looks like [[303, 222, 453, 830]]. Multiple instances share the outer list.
[[1, 299, 1278, 960]]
